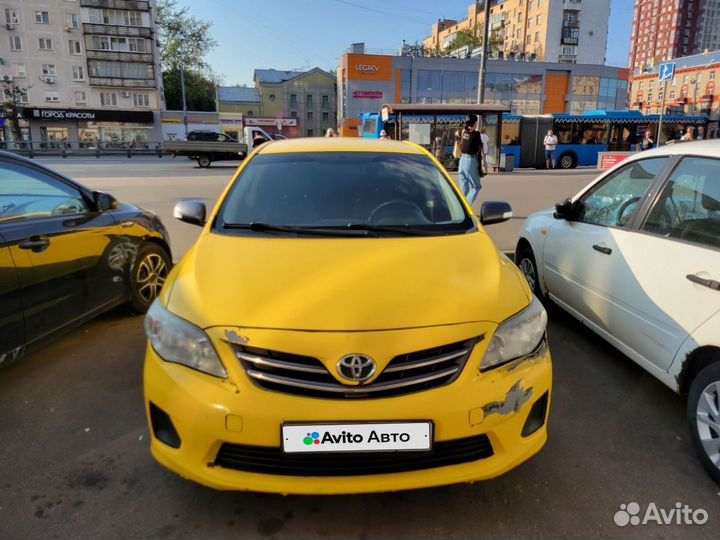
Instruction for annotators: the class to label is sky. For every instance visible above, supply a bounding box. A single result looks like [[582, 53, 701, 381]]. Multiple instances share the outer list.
[[174, 0, 634, 86]]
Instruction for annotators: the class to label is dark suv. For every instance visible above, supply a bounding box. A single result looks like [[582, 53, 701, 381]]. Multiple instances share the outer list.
[[186, 131, 236, 142]]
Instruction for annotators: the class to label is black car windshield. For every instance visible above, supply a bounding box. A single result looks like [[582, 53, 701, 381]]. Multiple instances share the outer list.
[[216, 152, 473, 236]]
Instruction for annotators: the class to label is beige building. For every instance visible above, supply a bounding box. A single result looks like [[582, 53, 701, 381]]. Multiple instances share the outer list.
[[0, 0, 162, 147], [423, 0, 610, 65]]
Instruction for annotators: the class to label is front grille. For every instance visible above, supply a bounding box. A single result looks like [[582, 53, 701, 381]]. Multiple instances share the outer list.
[[232, 337, 480, 399], [214, 434, 493, 476]]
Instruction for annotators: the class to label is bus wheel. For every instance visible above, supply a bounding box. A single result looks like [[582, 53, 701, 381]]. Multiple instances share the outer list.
[[558, 152, 577, 169]]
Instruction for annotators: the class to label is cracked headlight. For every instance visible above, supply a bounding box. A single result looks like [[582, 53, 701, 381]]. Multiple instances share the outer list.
[[481, 296, 547, 371], [144, 299, 227, 378]]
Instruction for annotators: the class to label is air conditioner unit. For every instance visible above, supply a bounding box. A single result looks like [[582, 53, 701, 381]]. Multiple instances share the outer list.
[[2, 75, 13, 82], [43, 76, 56, 84], [122, 91, 130, 98], [5, 23, 15, 30]]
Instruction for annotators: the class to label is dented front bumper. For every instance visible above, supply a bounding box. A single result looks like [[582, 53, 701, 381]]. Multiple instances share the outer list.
[[144, 322, 552, 494]]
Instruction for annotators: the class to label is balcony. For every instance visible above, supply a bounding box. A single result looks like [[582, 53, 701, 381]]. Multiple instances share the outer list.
[[562, 28, 579, 45], [88, 77, 156, 88], [83, 23, 153, 37], [86, 49, 153, 63], [563, 0, 582, 11], [559, 54, 577, 64], [80, 0, 150, 10]]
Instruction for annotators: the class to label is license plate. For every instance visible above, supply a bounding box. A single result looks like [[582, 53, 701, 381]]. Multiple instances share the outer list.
[[282, 422, 433, 453]]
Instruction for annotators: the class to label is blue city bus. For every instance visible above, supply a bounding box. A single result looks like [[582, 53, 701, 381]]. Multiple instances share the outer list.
[[361, 108, 709, 169]]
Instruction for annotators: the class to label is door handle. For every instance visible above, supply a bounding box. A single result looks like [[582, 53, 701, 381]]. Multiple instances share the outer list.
[[592, 244, 612, 255], [19, 236, 50, 252], [686, 274, 720, 291]]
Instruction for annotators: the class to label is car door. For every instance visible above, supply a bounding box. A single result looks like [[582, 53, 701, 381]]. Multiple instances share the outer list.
[[602, 156, 720, 371], [542, 157, 669, 333], [0, 232, 24, 365], [0, 158, 123, 345]]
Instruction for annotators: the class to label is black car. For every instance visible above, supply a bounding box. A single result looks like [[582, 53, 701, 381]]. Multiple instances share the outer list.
[[186, 130, 236, 142], [0, 152, 172, 367]]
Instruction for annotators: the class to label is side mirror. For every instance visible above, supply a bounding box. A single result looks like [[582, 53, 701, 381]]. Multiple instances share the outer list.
[[554, 197, 575, 220], [93, 191, 118, 212], [173, 199, 206, 227], [479, 201, 513, 226]]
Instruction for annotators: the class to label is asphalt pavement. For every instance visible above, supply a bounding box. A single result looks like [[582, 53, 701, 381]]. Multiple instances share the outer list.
[[1, 157, 718, 539]]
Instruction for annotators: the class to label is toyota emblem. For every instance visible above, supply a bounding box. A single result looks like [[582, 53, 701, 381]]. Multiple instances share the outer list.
[[337, 354, 376, 383]]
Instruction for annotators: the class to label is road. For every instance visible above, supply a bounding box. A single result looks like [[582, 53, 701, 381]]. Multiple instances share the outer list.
[[1, 157, 718, 539]]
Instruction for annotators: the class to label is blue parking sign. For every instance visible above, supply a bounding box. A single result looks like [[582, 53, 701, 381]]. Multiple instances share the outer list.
[[659, 62, 675, 82]]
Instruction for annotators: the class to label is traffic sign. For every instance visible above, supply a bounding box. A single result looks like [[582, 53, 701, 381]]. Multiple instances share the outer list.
[[659, 62, 675, 82]]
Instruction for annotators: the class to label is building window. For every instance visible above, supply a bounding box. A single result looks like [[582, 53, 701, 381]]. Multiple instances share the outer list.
[[87, 8, 144, 26], [12, 63, 26, 78], [290, 94, 297, 107], [9, 36, 22, 51], [710, 71, 716, 81], [291, 111, 297, 118], [307, 129, 313, 137], [38, 38, 53, 50], [322, 95, 329, 108], [536, 14, 541, 25], [42, 64, 57, 76], [69, 40, 82, 55], [307, 110, 313, 121], [132, 93, 150, 107], [269, 94, 276, 101], [72, 66, 85, 80], [74, 90, 87, 104], [683, 74, 688, 83], [44, 91, 60, 102], [322, 111, 329, 122], [246, 110, 253, 116], [35, 11, 50, 24], [306, 94, 313, 107], [669, 90, 675, 99], [67, 13, 79, 29], [5, 8, 19, 25], [100, 92, 118, 106]]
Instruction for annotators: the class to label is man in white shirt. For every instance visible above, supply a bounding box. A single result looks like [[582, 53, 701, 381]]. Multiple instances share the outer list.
[[543, 129, 558, 169]]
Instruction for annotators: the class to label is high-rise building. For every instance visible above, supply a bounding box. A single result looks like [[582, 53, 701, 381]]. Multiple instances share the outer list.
[[423, 0, 610, 65], [629, 0, 720, 72], [0, 0, 162, 147]]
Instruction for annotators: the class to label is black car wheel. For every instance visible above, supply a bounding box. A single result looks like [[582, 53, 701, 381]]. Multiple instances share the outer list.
[[516, 244, 545, 300], [688, 360, 720, 484], [129, 244, 171, 313], [197, 154, 211, 168]]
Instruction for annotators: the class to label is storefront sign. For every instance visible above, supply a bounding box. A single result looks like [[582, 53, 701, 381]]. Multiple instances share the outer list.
[[244, 117, 297, 127], [220, 118, 245, 125], [597, 152, 633, 170], [20, 107, 154, 124], [352, 90, 384, 99], [347, 54, 393, 81]]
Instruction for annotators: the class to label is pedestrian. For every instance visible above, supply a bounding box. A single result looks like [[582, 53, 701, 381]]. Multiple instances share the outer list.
[[325, 128, 336, 138], [681, 127, 695, 141], [479, 127, 490, 174], [432, 136, 443, 161], [543, 129, 558, 169], [379, 130, 389, 140], [457, 113, 482, 205], [639, 130, 655, 151]]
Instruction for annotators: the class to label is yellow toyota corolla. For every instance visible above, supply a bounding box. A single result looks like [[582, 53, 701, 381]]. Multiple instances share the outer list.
[[143, 138, 552, 494]]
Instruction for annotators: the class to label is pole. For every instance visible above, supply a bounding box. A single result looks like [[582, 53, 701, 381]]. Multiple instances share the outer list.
[[180, 63, 188, 137], [477, 0, 492, 103], [657, 79, 666, 146]]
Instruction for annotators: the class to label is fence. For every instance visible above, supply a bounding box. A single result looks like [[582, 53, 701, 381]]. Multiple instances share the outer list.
[[1, 140, 166, 159]]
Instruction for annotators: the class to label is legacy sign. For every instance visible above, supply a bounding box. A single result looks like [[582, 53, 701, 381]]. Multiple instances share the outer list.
[[21, 107, 154, 124]]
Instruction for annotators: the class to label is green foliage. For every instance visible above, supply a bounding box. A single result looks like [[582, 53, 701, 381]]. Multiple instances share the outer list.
[[444, 28, 482, 52], [156, 0, 218, 71], [162, 68, 216, 111]]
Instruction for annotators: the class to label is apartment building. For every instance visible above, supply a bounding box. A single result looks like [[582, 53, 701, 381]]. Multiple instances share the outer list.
[[629, 0, 720, 72], [0, 0, 162, 147], [423, 0, 610, 65]]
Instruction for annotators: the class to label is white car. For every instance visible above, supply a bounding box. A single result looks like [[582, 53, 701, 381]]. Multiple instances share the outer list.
[[516, 140, 720, 482]]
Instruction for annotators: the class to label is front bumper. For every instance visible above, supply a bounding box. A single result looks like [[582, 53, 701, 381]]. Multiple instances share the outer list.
[[144, 322, 552, 494]]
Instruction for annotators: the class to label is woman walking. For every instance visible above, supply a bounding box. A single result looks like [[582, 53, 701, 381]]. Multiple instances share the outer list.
[[457, 113, 482, 205]]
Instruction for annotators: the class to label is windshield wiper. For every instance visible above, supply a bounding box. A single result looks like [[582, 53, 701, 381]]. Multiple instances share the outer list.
[[222, 222, 369, 236], [340, 224, 437, 236]]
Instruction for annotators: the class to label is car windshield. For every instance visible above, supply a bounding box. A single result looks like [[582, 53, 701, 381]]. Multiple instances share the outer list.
[[216, 152, 473, 236]]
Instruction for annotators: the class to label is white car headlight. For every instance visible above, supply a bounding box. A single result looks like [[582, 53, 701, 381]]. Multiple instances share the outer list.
[[144, 299, 227, 378], [481, 296, 547, 371]]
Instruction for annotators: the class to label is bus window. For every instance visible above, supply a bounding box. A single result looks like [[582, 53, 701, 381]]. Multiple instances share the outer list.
[[362, 118, 377, 137], [555, 122, 573, 144], [501, 122, 520, 145]]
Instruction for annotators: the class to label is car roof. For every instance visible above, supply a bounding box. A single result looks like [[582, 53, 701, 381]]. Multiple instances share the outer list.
[[256, 137, 425, 155], [631, 139, 720, 160]]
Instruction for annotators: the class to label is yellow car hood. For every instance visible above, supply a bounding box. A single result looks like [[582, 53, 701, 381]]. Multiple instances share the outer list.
[[165, 231, 530, 331]]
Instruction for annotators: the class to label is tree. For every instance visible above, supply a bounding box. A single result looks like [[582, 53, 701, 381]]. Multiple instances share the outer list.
[[155, 0, 217, 71], [0, 82, 29, 146], [162, 68, 216, 111], [444, 29, 482, 53]]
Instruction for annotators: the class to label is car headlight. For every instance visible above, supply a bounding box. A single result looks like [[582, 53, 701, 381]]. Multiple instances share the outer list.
[[144, 299, 227, 378], [480, 296, 547, 371]]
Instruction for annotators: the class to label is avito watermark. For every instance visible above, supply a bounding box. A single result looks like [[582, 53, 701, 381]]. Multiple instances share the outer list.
[[614, 502, 709, 527]]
